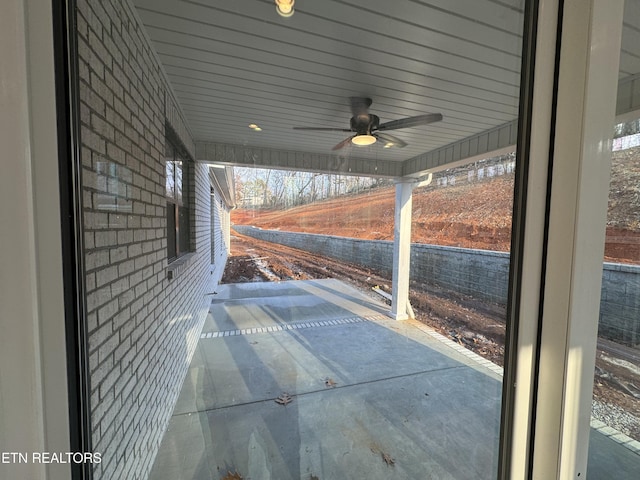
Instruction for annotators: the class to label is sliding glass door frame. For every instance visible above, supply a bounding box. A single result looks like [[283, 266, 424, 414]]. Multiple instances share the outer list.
[[505, 0, 626, 478], [42, 0, 626, 478]]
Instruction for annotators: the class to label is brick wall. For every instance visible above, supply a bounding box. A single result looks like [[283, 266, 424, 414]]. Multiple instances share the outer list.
[[235, 227, 640, 345], [77, 0, 226, 477]]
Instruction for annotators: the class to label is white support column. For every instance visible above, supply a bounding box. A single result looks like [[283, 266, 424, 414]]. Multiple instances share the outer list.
[[225, 207, 232, 254], [390, 180, 413, 320]]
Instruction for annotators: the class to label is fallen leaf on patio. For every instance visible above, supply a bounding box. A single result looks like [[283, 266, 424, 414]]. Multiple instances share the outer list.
[[221, 470, 244, 480], [381, 452, 395, 466], [275, 392, 293, 406], [324, 377, 337, 388]]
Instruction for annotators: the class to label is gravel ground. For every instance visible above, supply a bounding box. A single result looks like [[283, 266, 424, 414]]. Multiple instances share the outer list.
[[592, 400, 640, 440]]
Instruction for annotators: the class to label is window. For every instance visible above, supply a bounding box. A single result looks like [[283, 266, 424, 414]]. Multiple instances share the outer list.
[[165, 139, 191, 261]]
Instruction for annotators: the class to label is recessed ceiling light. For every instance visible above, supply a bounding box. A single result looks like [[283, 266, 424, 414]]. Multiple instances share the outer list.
[[383, 142, 394, 148], [253, 127, 262, 132], [248, 124, 258, 129], [275, 0, 294, 17]]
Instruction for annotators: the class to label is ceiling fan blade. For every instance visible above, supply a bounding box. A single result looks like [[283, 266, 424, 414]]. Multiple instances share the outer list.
[[377, 113, 443, 131], [375, 132, 407, 148], [332, 136, 355, 151], [293, 127, 352, 132], [349, 97, 373, 116]]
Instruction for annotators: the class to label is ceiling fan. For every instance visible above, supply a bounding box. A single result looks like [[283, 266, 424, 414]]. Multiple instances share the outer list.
[[293, 97, 443, 151]]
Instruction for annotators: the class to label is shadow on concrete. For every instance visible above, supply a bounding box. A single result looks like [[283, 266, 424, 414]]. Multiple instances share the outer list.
[[148, 279, 639, 480]]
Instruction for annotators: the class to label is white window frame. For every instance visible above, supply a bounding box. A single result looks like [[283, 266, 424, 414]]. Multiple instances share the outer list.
[[6, 1, 627, 479]]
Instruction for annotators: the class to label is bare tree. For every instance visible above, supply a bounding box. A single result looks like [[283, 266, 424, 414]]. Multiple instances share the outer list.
[[234, 166, 381, 209]]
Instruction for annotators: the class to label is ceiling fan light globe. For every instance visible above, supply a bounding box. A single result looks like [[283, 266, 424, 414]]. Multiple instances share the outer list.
[[351, 134, 377, 146]]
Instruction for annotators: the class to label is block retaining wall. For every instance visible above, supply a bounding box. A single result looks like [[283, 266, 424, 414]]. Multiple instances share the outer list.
[[234, 226, 640, 345]]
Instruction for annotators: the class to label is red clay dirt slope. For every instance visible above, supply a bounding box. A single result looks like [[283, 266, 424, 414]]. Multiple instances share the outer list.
[[233, 175, 514, 251], [232, 147, 640, 264]]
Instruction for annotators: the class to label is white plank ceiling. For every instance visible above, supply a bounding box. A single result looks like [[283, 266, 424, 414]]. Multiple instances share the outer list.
[[132, 0, 640, 174]]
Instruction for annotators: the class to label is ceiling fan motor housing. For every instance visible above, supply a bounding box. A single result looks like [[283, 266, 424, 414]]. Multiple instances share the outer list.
[[351, 114, 379, 135]]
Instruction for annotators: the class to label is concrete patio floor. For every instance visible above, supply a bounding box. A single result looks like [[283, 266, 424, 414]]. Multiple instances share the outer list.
[[148, 279, 640, 480]]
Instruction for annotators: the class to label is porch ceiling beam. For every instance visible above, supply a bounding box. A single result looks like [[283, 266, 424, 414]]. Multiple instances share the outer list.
[[615, 72, 640, 123], [400, 74, 640, 179], [195, 141, 404, 178], [402, 120, 518, 178]]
